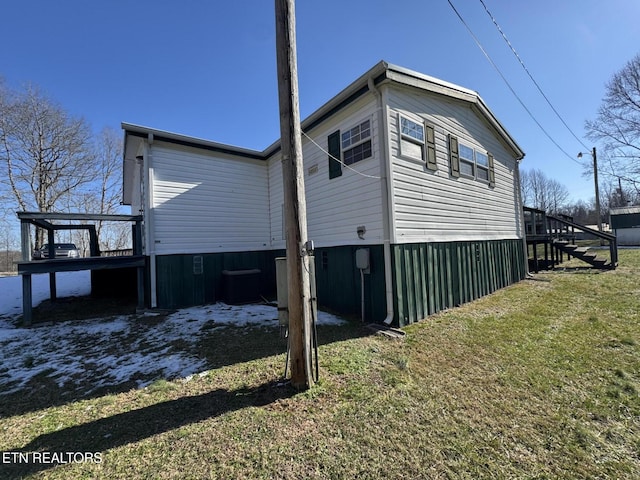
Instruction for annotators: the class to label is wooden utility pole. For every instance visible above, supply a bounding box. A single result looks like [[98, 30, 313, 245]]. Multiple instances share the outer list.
[[592, 147, 602, 233], [274, 0, 314, 389]]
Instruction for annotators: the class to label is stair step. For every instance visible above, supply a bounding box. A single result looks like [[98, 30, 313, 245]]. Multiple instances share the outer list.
[[551, 239, 613, 270], [558, 244, 579, 251]]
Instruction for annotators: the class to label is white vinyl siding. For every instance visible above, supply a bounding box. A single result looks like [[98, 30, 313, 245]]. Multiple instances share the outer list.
[[150, 142, 270, 254], [386, 84, 524, 243], [268, 95, 385, 248]]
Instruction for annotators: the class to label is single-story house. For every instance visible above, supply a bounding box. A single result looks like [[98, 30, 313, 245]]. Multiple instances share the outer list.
[[610, 206, 640, 246], [122, 61, 527, 326]]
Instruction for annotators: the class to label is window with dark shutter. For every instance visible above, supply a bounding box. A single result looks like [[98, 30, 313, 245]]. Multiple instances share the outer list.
[[328, 130, 342, 179], [449, 134, 460, 177], [426, 125, 437, 170], [488, 153, 495, 187]]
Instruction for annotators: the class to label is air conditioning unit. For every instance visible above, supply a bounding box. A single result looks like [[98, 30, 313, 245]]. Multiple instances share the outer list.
[[221, 269, 262, 304]]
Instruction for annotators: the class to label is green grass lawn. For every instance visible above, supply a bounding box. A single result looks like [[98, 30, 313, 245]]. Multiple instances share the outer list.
[[2, 250, 640, 479]]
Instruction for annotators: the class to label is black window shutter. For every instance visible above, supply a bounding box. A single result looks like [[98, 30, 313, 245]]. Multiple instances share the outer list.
[[328, 130, 342, 179], [488, 153, 495, 187], [449, 134, 460, 177], [426, 125, 437, 170]]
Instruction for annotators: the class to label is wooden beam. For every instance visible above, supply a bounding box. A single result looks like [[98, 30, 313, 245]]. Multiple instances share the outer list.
[[20, 220, 31, 262], [17, 211, 143, 222], [49, 272, 57, 301], [22, 274, 32, 327], [137, 266, 145, 310], [17, 256, 146, 275]]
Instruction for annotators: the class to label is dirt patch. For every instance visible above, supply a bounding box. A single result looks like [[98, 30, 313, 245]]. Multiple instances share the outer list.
[[29, 295, 138, 325]]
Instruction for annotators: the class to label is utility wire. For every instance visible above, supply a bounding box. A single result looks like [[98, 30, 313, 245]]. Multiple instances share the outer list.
[[301, 131, 382, 179], [478, 0, 591, 151], [446, 0, 583, 166]]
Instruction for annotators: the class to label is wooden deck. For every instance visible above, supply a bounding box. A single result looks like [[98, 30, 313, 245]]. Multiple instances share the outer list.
[[16, 212, 146, 326]]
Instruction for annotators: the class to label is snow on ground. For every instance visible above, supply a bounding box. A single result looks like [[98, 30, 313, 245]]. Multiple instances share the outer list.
[[0, 271, 92, 329], [0, 272, 346, 397]]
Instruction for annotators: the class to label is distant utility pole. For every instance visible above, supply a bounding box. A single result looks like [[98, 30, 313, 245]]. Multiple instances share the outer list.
[[578, 147, 602, 232], [592, 147, 602, 232], [274, 0, 314, 389]]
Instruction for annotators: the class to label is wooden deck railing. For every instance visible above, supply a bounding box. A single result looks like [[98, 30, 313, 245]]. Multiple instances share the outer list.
[[523, 206, 618, 271]]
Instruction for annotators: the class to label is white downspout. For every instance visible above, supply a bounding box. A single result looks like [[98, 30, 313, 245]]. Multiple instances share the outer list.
[[368, 77, 395, 325], [143, 133, 158, 308], [514, 157, 531, 277]]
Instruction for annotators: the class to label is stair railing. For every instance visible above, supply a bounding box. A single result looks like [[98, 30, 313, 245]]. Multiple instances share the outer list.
[[547, 214, 618, 267]]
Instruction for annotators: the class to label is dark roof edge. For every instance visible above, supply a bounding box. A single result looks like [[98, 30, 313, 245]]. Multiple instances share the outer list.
[[122, 123, 266, 161], [123, 60, 524, 162]]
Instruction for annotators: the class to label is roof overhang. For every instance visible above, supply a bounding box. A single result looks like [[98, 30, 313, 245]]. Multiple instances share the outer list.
[[255, 61, 524, 160], [121, 61, 525, 202]]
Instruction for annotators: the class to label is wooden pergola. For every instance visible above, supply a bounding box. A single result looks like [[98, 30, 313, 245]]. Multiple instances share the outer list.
[[17, 212, 146, 326]]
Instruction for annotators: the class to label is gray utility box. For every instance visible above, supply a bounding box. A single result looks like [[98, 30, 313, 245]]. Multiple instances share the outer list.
[[221, 269, 262, 305]]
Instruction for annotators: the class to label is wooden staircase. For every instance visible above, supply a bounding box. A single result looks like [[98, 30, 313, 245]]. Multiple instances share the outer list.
[[524, 207, 618, 272], [552, 239, 614, 270]]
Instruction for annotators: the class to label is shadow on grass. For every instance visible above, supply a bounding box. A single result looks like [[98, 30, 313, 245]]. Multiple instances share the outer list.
[[0, 380, 297, 479], [0, 298, 370, 418], [23, 295, 139, 326], [196, 321, 368, 370]]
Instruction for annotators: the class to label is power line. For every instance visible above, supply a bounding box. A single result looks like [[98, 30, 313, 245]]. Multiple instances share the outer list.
[[478, 0, 591, 151], [446, 0, 583, 166], [301, 131, 381, 179]]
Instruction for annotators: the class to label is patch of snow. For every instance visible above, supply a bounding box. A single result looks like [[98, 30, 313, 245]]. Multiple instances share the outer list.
[[0, 271, 91, 329], [0, 273, 347, 397]]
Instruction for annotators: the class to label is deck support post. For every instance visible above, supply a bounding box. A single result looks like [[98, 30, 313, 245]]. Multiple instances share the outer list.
[[22, 274, 32, 327], [136, 266, 145, 310], [49, 272, 57, 301]]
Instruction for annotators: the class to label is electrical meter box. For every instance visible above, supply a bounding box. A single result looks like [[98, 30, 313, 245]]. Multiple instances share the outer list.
[[355, 248, 370, 273]]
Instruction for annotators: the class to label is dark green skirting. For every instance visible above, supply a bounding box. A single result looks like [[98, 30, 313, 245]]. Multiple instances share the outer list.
[[391, 239, 526, 326], [153, 239, 525, 325], [312, 245, 387, 323], [155, 250, 282, 309]]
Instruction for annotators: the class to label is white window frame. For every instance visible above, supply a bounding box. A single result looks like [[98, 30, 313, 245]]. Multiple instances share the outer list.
[[458, 141, 490, 183], [459, 143, 475, 178], [399, 113, 426, 162], [341, 118, 372, 166], [475, 151, 490, 182]]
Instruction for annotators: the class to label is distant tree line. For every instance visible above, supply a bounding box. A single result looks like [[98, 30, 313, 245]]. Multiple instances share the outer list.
[[0, 79, 128, 255], [520, 166, 639, 226]]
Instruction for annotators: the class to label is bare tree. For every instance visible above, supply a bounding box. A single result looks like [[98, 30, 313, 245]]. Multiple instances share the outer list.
[[586, 53, 640, 195], [520, 168, 569, 214], [0, 83, 96, 247], [547, 178, 570, 214], [519, 168, 534, 207], [67, 127, 129, 251]]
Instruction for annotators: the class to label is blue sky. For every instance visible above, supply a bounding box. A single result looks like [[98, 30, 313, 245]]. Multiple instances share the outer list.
[[1, 0, 639, 203]]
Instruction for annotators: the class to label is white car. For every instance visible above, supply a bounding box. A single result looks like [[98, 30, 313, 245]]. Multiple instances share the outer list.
[[32, 243, 80, 260]]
